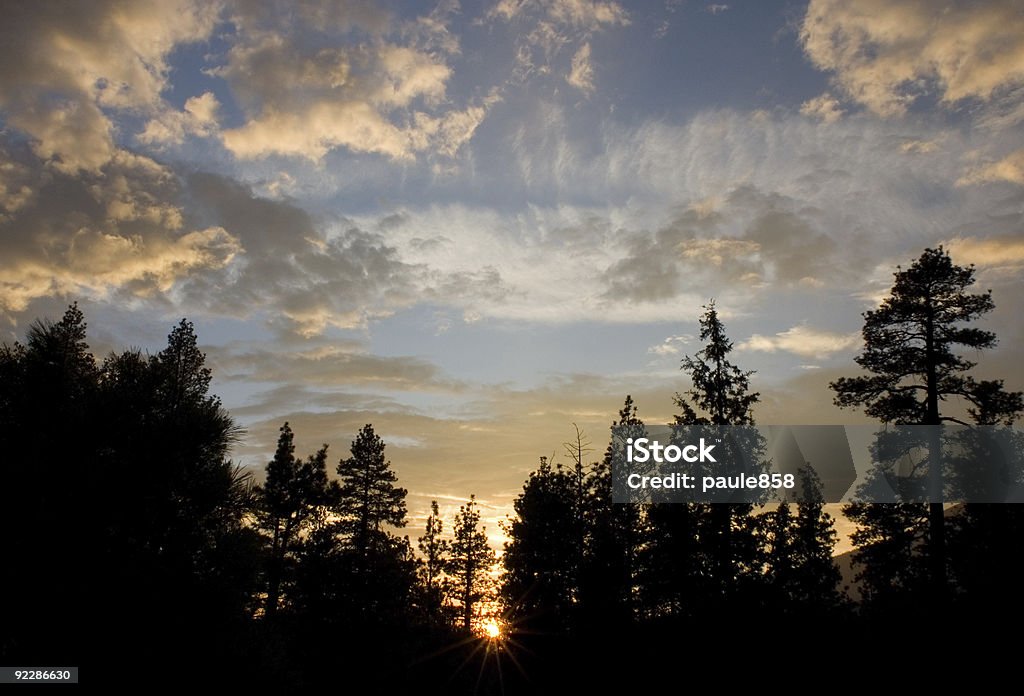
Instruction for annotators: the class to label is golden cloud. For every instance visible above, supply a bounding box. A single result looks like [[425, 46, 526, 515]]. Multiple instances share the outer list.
[[801, 0, 1024, 117]]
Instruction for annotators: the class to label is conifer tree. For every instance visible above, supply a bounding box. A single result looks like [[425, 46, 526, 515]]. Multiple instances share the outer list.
[[646, 302, 764, 616], [447, 495, 496, 632], [759, 466, 844, 613], [501, 457, 580, 631], [831, 247, 1023, 599], [417, 500, 451, 626], [257, 422, 340, 617], [336, 423, 408, 557], [580, 396, 646, 626]]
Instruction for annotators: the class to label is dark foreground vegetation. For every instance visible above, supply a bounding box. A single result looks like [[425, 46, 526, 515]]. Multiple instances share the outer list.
[[2, 247, 1022, 691]]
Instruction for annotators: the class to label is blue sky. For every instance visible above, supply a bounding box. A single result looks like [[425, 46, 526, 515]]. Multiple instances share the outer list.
[[2, 0, 1023, 548]]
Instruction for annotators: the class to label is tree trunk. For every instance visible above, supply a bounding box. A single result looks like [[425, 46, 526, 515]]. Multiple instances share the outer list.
[[924, 304, 946, 602]]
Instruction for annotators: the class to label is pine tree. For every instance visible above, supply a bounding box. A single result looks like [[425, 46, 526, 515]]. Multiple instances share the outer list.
[[0, 304, 98, 664], [336, 423, 408, 557], [501, 457, 580, 631], [677, 301, 758, 427], [645, 302, 765, 617], [257, 422, 341, 617], [680, 302, 762, 579], [759, 466, 844, 613], [831, 247, 1023, 600], [156, 318, 213, 412], [142, 319, 243, 576], [417, 500, 451, 626], [572, 396, 649, 630], [447, 495, 496, 632], [790, 466, 844, 609]]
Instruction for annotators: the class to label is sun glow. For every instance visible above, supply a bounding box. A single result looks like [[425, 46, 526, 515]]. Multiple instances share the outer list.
[[482, 619, 502, 640]]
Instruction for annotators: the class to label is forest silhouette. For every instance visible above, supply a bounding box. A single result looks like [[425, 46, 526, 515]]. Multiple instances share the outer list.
[[1, 247, 1022, 692]]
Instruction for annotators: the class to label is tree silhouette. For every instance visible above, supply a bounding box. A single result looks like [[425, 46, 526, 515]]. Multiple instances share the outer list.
[[501, 457, 580, 631], [0, 306, 261, 679], [105, 318, 255, 665], [0, 304, 98, 664], [677, 301, 758, 427], [336, 423, 408, 557], [447, 495, 496, 632], [831, 246, 1023, 599], [303, 423, 417, 632], [581, 396, 645, 627], [417, 500, 451, 627], [256, 422, 341, 617], [758, 466, 844, 614], [646, 302, 765, 617]]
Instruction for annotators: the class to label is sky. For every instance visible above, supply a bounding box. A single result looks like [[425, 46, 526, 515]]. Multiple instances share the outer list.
[[2, 0, 1023, 552]]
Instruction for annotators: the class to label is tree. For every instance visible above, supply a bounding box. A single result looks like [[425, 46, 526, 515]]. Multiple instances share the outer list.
[[447, 495, 497, 632], [316, 423, 416, 629], [417, 500, 451, 626], [677, 301, 759, 427], [335, 423, 408, 557], [0, 304, 98, 664], [831, 247, 1023, 599], [0, 307, 260, 674], [133, 319, 245, 579], [256, 422, 341, 617], [758, 466, 844, 614], [789, 466, 844, 609], [501, 457, 580, 631], [580, 396, 645, 627], [645, 302, 765, 617], [102, 319, 255, 638]]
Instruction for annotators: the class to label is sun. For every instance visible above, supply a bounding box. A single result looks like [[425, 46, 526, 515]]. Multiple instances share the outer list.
[[481, 619, 502, 640]]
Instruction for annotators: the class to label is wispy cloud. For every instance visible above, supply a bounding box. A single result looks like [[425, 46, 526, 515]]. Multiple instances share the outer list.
[[739, 325, 861, 360], [957, 148, 1024, 186], [648, 335, 694, 356]]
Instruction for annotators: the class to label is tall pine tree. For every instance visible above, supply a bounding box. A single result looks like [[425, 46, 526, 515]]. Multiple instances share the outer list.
[[417, 500, 451, 627], [336, 423, 408, 557], [448, 495, 496, 632], [256, 422, 341, 617], [831, 247, 1023, 603], [580, 396, 646, 628], [645, 302, 765, 618]]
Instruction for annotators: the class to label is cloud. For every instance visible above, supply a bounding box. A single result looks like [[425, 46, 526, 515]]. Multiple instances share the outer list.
[[899, 138, 940, 154], [181, 173, 424, 335], [225, 384, 411, 420], [0, 144, 238, 315], [944, 235, 1024, 271], [300, 103, 1018, 327], [0, 0, 218, 172], [647, 335, 694, 356], [800, 93, 844, 123], [567, 43, 595, 94], [138, 92, 222, 147], [601, 186, 846, 305], [800, 0, 1024, 117], [490, 0, 629, 29], [957, 148, 1024, 186], [739, 325, 861, 360], [211, 343, 464, 392], [217, 3, 495, 162], [489, 0, 627, 90], [706, 4, 730, 14]]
